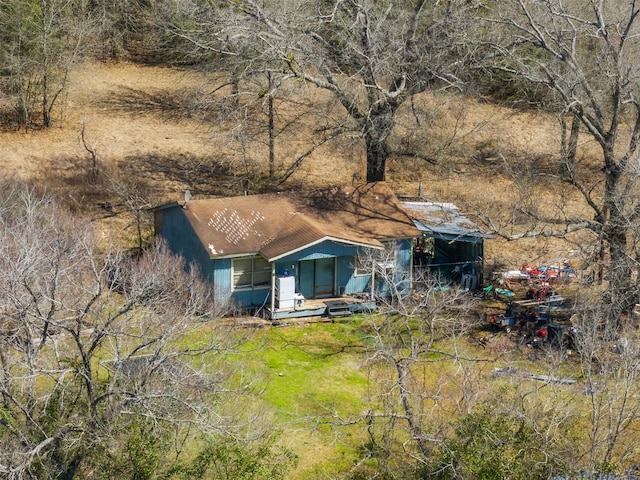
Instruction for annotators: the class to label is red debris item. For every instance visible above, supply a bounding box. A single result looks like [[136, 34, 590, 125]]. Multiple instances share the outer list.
[[536, 328, 548, 339], [526, 285, 554, 301], [537, 286, 554, 301], [522, 264, 542, 276]]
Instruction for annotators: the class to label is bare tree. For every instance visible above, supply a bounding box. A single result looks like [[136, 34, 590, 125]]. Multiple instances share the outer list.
[[87, 0, 156, 61], [107, 175, 154, 254], [570, 302, 640, 473], [319, 244, 484, 478], [229, 70, 339, 185], [154, 1, 342, 186], [0, 182, 285, 479], [0, 0, 93, 128], [166, 0, 473, 183], [80, 118, 99, 180], [474, 0, 640, 320]]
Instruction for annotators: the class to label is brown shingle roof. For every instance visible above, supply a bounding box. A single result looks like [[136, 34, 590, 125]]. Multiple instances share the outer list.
[[176, 182, 419, 259], [259, 213, 386, 261]]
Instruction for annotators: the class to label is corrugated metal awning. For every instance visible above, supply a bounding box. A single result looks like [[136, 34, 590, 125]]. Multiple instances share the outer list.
[[402, 201, 492, 241]]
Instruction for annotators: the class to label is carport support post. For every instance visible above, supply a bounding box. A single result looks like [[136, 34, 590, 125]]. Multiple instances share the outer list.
[[410, 238, 415, 292], [271, 264, 276, 314], [371, 263, 375, 300]]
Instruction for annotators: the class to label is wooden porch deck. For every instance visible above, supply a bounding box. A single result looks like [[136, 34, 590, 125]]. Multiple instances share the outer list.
[[268, 295, 376, 321]]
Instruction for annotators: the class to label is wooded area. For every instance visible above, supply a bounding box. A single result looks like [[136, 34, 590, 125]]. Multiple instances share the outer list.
[[2, 1, 640, 479]]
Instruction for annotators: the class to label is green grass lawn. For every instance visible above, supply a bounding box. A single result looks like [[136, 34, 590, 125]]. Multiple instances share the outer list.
[[236, 318, 374, 478], [257, 323, 368, 408]]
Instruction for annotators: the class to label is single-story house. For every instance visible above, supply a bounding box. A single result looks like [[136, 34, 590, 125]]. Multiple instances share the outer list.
[[154, 182, 420, 320], [400, 200, 491, 290]]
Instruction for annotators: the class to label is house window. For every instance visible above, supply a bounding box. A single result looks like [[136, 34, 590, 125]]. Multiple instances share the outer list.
[[355, 245, 397, 277], [376, 260, 396, 274], [232, 256, 271, 289]]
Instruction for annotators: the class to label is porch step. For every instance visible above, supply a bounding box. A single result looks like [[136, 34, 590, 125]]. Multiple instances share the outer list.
[[324, 300, 352, 319]]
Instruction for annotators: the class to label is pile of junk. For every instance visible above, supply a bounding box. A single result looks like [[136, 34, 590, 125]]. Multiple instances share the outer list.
[[484, 261, 579, 349]]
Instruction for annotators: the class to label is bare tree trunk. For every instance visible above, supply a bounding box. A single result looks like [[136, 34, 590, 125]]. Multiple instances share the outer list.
[[605, 213, 633, 320], [268, 73, 275, 179], [364, 106, 395, 183], [602, 147, 634, 319], [395, 359, 431, 461], [366, 137, 387, 183], [80, 119, 99, 179], [42, 74, 50, 127], [40, 0, 51, 128]]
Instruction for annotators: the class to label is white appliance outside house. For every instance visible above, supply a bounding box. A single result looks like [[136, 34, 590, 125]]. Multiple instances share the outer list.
[[275, 276, 295, 309]]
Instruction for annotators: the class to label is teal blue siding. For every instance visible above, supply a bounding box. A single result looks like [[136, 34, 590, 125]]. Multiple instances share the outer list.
[[339, 256, 372, 295], [212, 258, 232, 304], [156, 205, 214, 280], [395, 239, 413, 295], [273, 242, 375, 299], [275, 239, 413, 300], [274, 241, 359, 263], [232, 287, 271, 309], [396, 239, 413, 278], [374, 239, 413, 297]]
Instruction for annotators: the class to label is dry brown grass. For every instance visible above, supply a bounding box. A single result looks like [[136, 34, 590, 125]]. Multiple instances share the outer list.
[[0, 61, 600, 268]]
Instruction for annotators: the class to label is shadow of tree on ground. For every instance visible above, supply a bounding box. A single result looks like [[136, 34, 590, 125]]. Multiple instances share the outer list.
[[38, 152, 267, 214], [99, 86, 237, 123]]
